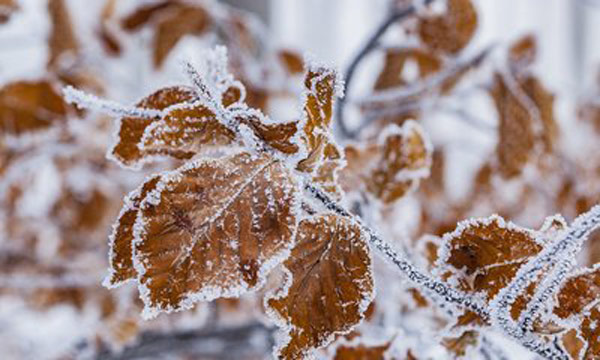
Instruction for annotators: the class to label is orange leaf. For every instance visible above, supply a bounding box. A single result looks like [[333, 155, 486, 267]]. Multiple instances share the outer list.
[[133, 152, 298, 317], [266, 215, 374, 359], [47, 0, 79, 70]]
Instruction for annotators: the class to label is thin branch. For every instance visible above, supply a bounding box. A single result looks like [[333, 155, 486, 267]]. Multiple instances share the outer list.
[[336, 0, 435, 138]]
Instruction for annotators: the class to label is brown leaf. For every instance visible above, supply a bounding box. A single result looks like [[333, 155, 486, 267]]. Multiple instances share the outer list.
[[374, 48, 441, 90], [334, 341, 391, 360], [109, 86, 197, 168], [509, 34, 537, 69], [418, 0, 478, 55], [442, 330, 479, 358], [152, 5, 210, 67], [491, 72, 535, 177], [439, 215, 543, 299], [121, 1, 178, 31], [341, 121, 432, 204], [278, 49, 304, 75], [236, 112, 300, 154], [47, 0, 79, 70], [0, 80, 68, 135], [553, 267, 600, 320], [134, 152, 298, 317], [140, 102, 236, 158], [98, 0, 122, 56], [296, 66, 345, 196], [105, 176, 161, 287], [266, 215, 374, 359]]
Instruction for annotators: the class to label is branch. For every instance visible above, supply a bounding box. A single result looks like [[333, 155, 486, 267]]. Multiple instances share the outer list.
[[336, 0, 435, 139]]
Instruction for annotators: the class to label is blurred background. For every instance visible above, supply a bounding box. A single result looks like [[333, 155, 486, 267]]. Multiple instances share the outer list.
[[2, 0, 600, 359]]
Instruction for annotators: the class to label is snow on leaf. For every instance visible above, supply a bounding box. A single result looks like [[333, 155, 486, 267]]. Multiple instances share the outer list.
[[417, 0, 478, 55], [104, 175, 161, 288], [437, 215, 545, 300], [133, 152, 298, 318], [109, 86, 197, 168], [341, 120, 432, 204], [553, 266, 600, 321], [0, 80, 69, 135], [266, 215, 374, 359], [139, 102, 236, 158], [296, 65, 345, 196]]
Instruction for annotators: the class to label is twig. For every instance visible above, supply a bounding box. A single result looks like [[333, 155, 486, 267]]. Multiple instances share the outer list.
[[336, 0, 435, 138]]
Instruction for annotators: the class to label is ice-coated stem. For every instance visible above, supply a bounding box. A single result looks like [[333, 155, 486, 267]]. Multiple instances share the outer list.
[[304, 183, 488, 317], [63, 86, 162, 119]]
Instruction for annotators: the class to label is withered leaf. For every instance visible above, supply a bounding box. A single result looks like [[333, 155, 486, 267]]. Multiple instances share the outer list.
[[110, 86, 197, 168], [442, 330, 479, 358], [418, 0, 477, 55], [105, 176, 161, 287], [47, 0, 79, 70], [236, 111, 300, 154], [121, 1, 211, 67], [334, 341, 391, 360], [553, 267, 600, 320], [266, 215, 374, 359], [0, 80, 69, 135], [278, 49, 304, 75], [438, 215, 544, 300], [374, 48, 442, 91], [341, 121, 432, 204], [134, 152, 298, 317], [509, 34, 537, 69], [296, 66, 345, 196]]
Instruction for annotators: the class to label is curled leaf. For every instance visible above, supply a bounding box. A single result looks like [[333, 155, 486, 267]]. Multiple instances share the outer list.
[[266, 215, 374, 359], [297, 66, 345, 196], [134, 152, 298, 318]]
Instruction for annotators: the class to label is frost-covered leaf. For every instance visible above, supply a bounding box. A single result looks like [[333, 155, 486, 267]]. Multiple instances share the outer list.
[[438, 215, 545, 300], [553, 266, 600, 320], [47, 0, 79, 70], [0, 80, 69, 135], [341, 121, 432, 204], [418, 0, 478, 55], [266, 215, 374, 359], [109, 86, 197, 168], [296, 66, 345, 196], [105, 176, 161, 287], [236, 111, 301, 155], [133, 152, 298, 318]]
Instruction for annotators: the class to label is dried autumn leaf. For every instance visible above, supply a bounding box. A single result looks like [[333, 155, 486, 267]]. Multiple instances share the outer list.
[[266, 215, 374, 359], [47, 0, 79, 70], [121, 1, 211, 67], [374, 48, 442, 90], [490, 72, 535, 177], [0, 80, 69, 135], [109, 86, 197, 168], [278, 49, 304, 75], [134, 152, 298, 317], [341, 121, 432, 204], [509, 34, 537, 69], [104, 176, 161, 287], [296, 66, 345, 196], [236, 111, 300, 154], [442, 330, 479, 358], [334, 341, 391, 360], [98, 0, 122, 56], [438, 215, 544, 300], [418, 0, 478, 55], [553, 267, 600, 320]]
